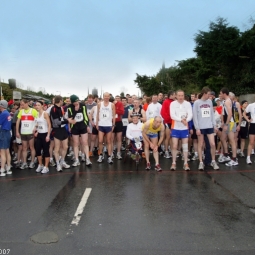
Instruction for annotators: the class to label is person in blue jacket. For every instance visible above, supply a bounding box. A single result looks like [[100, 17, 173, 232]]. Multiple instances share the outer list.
[[0, 100, 12, 176]]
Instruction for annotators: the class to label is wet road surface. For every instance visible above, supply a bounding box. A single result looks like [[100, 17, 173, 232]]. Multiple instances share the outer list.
[[1, 154, 255, 255]]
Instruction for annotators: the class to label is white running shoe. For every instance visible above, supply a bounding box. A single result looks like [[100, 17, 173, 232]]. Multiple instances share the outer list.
[[164, 151, 171, 159], [218, 155, 231, 163], [97, 155, 104, 163], [29, 162, 35, 169], [72, 160, 80, 167], [61, 161, 70, 169], [116, 152, 122, 160], [56, 164, 62, 172], [41, 167, 49, 174], [225, 159, 238, 166], [198, 162, 204, 171], [36, 165, 44, 173], [20, 163, 28, 169], [211, 161, 219, 170], [107, 157, 113, 164], [246, 158, 252, 165], [86, 158, 92, 166]]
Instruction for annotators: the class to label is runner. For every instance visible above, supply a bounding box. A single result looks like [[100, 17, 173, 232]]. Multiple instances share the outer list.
[[0, 100, 12, 176], [128, 99, 146, 123], [50, 96, 70, 171], [34, 100, 51, 174], [170, 90, 193, 171], [239, 100, 249, 157], [68, 95, 92, 166], [142, 116, 165, 171], [218, 87, 238, 166], [16, 99, 38, 169], [193, 87, 219, 170], [96, 92, 115, 164], [86, 95, 97, 157], [160, 90, 175, 158], [146, 95, 162, 120], [112, 95, 124, 159], [243, 101, 255, 164]]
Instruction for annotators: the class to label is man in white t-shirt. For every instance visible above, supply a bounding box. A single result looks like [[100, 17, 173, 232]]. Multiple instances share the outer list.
[[243, 102, 255, 164]]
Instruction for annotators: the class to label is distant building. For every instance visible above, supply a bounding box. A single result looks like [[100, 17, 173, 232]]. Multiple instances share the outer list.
[[92, 88, 98, 96]]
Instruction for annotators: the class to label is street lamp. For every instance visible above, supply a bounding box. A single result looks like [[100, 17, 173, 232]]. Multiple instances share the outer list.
[[56, 91, 61, 95]]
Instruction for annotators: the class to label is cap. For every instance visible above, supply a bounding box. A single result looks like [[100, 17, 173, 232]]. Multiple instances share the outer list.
[[70, 94, 79, 103], [130, 112, 140, 117], [241, 100, 247, 105], [215, 98, 220, 102], [211, 91, 215, 96], [0, 100, 8, 109]]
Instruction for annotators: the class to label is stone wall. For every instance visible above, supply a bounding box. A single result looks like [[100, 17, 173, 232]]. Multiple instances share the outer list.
[[239, 94, 255, 103]]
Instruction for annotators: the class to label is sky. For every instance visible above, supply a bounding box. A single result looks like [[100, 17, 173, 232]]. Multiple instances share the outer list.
[[1, 0, 255, 98]]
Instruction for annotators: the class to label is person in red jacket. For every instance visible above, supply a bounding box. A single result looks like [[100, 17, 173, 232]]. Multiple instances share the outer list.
[[112, 95, 125, 159], [160, 90, 176, 158]]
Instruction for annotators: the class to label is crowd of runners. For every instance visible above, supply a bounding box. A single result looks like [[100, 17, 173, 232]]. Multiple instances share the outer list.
[[0, 86, 255, 176]]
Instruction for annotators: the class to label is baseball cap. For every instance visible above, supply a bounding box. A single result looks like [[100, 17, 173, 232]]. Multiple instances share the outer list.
[[0, 100, 8, 109], [215, 98, 220, 102], [70, 95, 79, 103]]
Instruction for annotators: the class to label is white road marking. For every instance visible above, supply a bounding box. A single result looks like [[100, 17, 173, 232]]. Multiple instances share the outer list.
[[71, 188, 92, 226]]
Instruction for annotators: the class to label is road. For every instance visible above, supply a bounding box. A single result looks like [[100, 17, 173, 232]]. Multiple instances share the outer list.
[[0, 154, 255, 255]]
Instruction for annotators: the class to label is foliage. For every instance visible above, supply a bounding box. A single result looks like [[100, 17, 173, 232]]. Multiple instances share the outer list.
[[135, 17, 255, 96], [0, 82, 54, 101]]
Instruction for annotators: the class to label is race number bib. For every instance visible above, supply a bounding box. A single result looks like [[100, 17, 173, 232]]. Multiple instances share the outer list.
[[21, 121, 32, 130], [241, 121, 247, 127], [102, 110, 109, 119], [122, 118, 128, 126], [135, 142, 142, 150], [75, 113, 83, 122], [179, 112, 187, 119], [148, 111, 153, 118], [115, 114, 118, 118], [201, 108, 210, 118]]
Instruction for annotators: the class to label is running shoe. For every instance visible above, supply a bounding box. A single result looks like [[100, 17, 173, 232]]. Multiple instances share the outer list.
[[225, 159, 238, 166], [20, 163, 28, 170], [61, 161, 71, 169], [198, 162, 204, 171], [116, 152, 122, 160], [0, 170, 6, 177], [164, 151, 171, 159], [81, 154, 86, 162], [246, 158, 252, 165], [183, 164, 190, 171], [218, 155, 231, 163], [50, 159, 56, 167], [170, 163, 176, 171], [89, 151, 93, 157], [86, 158, 92, 166], [97, 155, 104, 163], [155, 164, 162, 172], [67, 151, 74, 157], [191, 154, 199, 161], [36, 164, 44, 173], [29, 162, 35, 169], [145, 162, 151, 170], [41, 167, 49, 174], [211, 161, 219, 170], [107, 157, 113, 164], [56, 164, 62, 172], [239, 151, 245, 158], [72, 160, 80, 167]]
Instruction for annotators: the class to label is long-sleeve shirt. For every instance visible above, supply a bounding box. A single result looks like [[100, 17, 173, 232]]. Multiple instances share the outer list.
[[50, 104, 68, 128], [115, 101, 124, 122], [170, 100, 193, 130], [160, 99, 174, 124], [146, 102, 162, 120], [193, 99, 216, 130], [126, 122, 143, 140]]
